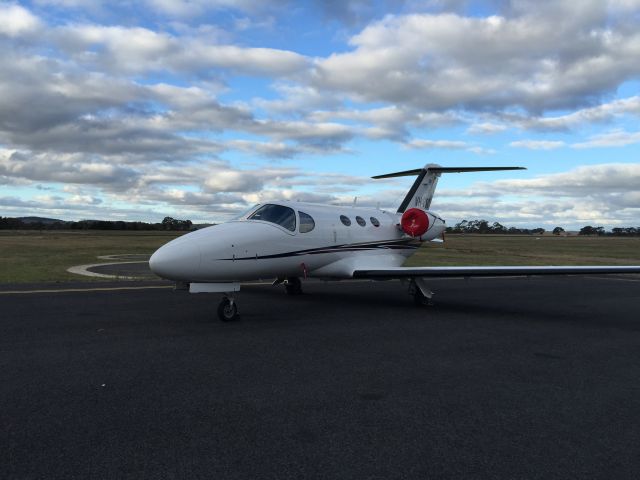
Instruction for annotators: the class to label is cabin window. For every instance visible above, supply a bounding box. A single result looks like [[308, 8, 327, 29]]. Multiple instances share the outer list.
[[299, 211, 315, 233], [370, 217, 380, 227], [340, 215, 351, 226], [355, 216, 366, 227], [248, 204, 296, 232]]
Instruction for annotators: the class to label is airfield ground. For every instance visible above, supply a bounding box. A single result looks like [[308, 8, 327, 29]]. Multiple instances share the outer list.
[[1, 231, 639, 478], [1, 276, 640, 479]]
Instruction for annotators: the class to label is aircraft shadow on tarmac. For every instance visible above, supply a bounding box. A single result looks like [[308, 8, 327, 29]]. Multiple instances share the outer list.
[[198, 277, 639, 330]]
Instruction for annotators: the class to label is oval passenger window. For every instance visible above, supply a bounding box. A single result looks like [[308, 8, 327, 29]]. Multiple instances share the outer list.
[[299, 211, 315, 233]]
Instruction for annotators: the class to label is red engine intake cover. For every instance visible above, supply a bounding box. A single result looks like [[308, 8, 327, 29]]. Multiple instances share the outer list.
[[401, 208, 430, 237]]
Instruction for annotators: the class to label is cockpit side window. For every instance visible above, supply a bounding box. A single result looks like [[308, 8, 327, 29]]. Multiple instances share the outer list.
[[248, 204, 296, 232], [299, 211, 315, 233]]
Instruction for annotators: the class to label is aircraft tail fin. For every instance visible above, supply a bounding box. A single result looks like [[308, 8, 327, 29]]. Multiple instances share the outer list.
[[373, 164, 526, 213]]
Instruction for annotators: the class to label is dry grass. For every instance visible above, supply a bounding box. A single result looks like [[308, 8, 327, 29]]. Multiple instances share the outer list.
[[405, 234, 640, 267], [0, 230, 182, 283], [1, 230, 639, 284]]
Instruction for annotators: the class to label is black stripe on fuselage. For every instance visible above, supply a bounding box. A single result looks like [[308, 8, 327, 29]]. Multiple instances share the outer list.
[[218, 238, 420, 261], [397, 168, 428, 213]]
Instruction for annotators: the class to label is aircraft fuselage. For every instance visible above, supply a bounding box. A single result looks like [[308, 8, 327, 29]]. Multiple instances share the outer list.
[[149, 201, 445, 283]]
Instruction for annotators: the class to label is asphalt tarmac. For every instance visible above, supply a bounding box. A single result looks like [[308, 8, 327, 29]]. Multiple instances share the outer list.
[[1, 275, 640, 479]]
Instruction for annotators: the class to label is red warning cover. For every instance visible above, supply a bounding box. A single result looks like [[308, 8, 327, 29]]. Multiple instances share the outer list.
[[401, 208, 430, 237]]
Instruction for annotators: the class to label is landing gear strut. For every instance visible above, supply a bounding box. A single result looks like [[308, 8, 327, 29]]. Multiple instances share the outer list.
[[409, 278, 434, 306], [284, 277, 303, 295], [217, 295, 239, 322]]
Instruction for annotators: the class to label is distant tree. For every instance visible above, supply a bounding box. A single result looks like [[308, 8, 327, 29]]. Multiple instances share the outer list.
[[161, 216, 193, 231], [453, 220, 468, 233], [491, 222, 507, 233], [476, 220, 490, 233], [456, 219, 491, 233], [466, 220, 479, 233], [0, 217, 24, 229], [552, 226, 565, 235], [612, 227, 639, 236], [579, 225, 605, 236], [162, 217, 175, 230]]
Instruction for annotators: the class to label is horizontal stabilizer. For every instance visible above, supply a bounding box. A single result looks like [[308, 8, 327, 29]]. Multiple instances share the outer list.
[[372, 166, 525, 179], [373, 164, 526, 212]]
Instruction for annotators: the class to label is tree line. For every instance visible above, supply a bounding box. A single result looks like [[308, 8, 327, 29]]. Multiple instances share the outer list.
[[2, 215, 638, 236], [0, 216, 194, 231], [446, 220, 640, 236]]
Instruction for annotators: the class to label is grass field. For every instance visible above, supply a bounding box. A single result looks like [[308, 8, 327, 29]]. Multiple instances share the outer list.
[[0, 230, 182, 283], [405, 234, 640, 267], [1, 230, 639, 283]]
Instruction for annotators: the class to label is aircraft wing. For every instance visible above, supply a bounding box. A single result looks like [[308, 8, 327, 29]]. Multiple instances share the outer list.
[[353, 265, 640, 279]]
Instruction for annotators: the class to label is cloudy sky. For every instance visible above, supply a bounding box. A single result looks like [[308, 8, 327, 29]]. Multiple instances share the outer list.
[[1, 0, 639, 228]]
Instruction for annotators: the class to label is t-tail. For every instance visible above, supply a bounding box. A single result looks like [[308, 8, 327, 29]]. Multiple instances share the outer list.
[[373, 164, 526, 213]]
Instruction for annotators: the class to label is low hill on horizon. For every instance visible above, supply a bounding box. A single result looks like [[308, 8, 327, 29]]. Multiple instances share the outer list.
[[17, 216, 66, 224]]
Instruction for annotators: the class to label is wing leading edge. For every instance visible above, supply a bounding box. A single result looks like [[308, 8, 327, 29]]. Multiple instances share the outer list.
[[353, 265, 640, 279]]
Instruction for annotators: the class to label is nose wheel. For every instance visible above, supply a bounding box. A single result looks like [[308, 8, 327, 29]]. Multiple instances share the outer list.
[[217, 296, 239, 322]]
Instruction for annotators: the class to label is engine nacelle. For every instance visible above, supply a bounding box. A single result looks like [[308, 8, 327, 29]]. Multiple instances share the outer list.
[[401, 208, 430, 237], [400, 208, 445, 240]]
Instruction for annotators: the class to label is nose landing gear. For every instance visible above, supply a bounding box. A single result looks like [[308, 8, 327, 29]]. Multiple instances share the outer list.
[[217, 295, 239, 322]]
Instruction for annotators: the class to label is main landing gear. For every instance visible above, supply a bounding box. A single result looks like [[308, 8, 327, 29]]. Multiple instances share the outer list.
[[283, 276, 303, 295], [408, 278, 434, 306], [217, 295, 239, 322]]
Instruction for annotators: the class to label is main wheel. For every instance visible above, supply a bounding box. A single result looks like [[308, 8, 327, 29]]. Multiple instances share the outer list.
[[284, 277, 303, 295], [413, 289, 433, 306], [217, 297, 239, 322]]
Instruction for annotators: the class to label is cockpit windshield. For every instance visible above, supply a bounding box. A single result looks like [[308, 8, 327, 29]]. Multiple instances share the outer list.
[[248, 204, 296, 232], [230, 204, 259, 221]]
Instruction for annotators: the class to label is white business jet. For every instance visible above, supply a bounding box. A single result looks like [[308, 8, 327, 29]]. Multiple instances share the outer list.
[[149, 164, 640, 321]]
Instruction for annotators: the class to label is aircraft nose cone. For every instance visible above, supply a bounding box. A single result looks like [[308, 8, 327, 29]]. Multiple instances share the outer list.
[[149, 238, 201, 281]]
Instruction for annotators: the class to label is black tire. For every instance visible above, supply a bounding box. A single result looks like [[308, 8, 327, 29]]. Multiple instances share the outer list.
[[413, 289, 433, 306], [217, 298, 239, 322], [284, 277, 303, 295]]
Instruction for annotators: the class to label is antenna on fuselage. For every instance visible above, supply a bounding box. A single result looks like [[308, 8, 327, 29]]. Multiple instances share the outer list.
[[353, 196, 358, 207]]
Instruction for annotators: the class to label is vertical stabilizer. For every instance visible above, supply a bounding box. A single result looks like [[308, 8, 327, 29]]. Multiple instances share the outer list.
[[372, 164, 526, 213]]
